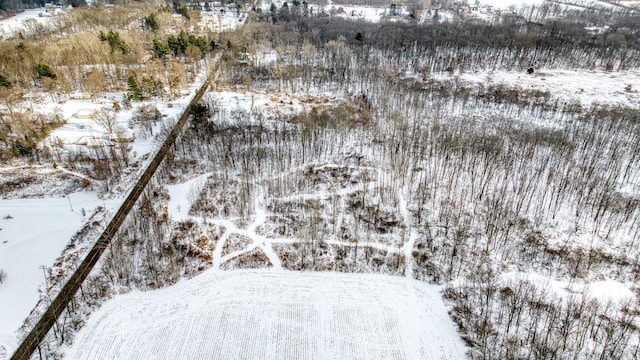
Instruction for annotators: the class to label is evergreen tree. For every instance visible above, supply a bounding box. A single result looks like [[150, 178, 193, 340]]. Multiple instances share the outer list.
[[144, 13, 159, 32], [99, 30, 128, 54], [0, 74, 12, 88], [153, 39, 170, 58], [36, 64, 56, 79], [127, 76, 143, 101]]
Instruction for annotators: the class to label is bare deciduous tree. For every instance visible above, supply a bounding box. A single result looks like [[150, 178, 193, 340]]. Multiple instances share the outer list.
[[92, 108, 117, 134], [84, 71, 106, 101], [134, 104, 162, 138]]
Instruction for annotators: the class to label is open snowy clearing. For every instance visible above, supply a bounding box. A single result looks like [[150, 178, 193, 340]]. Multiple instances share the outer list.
[[431, 69, 640, 107], [499, 272, 636, 304], [0, 8, 64, 38], [63, 269, 467, 360], [166, 172, 211, 222], [0, 193, 119, 355]]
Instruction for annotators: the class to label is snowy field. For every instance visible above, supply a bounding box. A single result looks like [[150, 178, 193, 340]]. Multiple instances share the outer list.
[[431, 69, 640, 108], [0, 193, 118, 355], [63, 270, 468, 359], [199, 8, 245, 32], [0, 8, 64, 38]]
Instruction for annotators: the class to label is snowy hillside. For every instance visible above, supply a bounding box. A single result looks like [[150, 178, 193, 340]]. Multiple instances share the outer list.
[[63, 270, 467, 359]]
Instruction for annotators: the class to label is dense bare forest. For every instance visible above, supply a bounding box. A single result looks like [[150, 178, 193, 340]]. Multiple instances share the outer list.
[[62, 6, 640, 358]]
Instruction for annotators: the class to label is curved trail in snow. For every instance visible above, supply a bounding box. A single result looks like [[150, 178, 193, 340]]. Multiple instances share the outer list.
[[173, 166, 421, 276]]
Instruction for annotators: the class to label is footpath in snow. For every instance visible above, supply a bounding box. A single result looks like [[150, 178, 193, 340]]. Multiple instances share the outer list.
[[63, 269, 467, 360]]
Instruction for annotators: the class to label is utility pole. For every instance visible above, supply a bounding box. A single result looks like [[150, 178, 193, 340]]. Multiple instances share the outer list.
[[40, 265, 49, 289], [67, 194, 73, 212]]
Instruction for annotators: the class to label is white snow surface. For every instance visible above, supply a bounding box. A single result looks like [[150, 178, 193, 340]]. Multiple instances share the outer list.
[[479, 0, 545, 9], [0, 8, 64, 38], [63, 269, 467, 359], [166, 172, 210, 222], [585, 280, 636, 303], [199, 9, 245, 32], [499, 272, 636, 304], [0, 193, 117, 355], [432, 69, 640, 107]]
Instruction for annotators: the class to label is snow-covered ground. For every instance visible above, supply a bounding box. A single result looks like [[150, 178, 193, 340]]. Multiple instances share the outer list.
[[199, 8, 245, 32], [0, 5, 242, 39], [431, 69, 640, 107], [263, 0, 632, 24], [0, 59, 214, 359], [43, 97, 177, 153], [40, 61, 213, 152], [0, 193, 118, 355], [617, 0, 640, 6], [2, 2, 638, 358], [63, 269, 468, 359], [0, 7, 64, 38], [499, 272, 636, 304], [166, 172, 211, 222], [0, 3, 251, 357], [480, 0, 545, 8]]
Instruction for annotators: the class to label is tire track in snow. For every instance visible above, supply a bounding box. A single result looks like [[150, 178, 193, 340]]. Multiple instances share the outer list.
[[398, 190, 418, 279], [250, 190, 282, 268], [210, 190, 283, 269]]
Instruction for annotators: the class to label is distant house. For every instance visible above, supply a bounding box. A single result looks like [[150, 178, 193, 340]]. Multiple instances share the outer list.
[[70, 92, 90, 100], [110, 129, 135, 143], [23, 93, 46, 103], [86, 137, 111, 148], [76, 109, 95, 120]]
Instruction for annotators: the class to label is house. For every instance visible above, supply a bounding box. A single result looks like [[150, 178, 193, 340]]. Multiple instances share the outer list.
[[86, 137, 112, 148], [76, 109, 95, 120], [110, 129, 135, 143], [70, 92, 90, 100]]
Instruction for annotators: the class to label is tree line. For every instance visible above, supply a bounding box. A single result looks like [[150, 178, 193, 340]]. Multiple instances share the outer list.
[[255, 3, 640, 71]]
